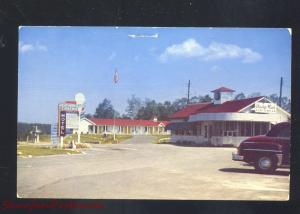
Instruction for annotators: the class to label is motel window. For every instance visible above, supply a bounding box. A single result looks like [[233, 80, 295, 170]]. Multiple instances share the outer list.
[[240, 122, 245, 136], [254, 122, 260, 136], [277, 127, 291, 138], [261, 123, 269, 135], [193, 126, 197, 135], [196, 125, 201, 136]]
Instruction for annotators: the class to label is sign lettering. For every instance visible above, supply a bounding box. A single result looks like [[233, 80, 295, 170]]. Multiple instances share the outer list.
[[253, 102, 277, 113], [60, 111, 66, 136]]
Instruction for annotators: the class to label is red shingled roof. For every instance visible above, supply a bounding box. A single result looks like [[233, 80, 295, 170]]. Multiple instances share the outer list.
[[64, 101, 77, 104], [169, 103, 213, 119], [196, 96, 263, 113], [89, 118, 169, 127], [211, 87, 235, 93]]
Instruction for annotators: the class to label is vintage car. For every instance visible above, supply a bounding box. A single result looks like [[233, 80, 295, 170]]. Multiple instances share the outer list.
[[232, 122, 291, 173]]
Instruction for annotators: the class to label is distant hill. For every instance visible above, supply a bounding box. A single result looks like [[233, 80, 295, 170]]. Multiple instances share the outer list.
[[17, 122, 51, 141]]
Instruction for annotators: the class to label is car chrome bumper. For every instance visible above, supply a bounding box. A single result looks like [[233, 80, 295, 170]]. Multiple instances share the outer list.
[[232, 152, 244, 161]]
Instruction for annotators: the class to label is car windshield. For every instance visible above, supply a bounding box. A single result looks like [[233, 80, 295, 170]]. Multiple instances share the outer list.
[[266, 123, 291, 137]]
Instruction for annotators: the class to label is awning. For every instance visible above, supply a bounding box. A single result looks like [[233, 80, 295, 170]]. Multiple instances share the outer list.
[[165, 122, 194, 131]]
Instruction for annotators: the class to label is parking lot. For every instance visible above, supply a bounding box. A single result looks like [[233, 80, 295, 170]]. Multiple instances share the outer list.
[[17, 136, 290, 200]]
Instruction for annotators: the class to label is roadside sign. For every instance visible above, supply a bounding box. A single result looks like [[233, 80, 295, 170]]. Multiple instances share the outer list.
[[59, 111, 66, 136], [58, 103, 82, 112], [51, 123, 58, 145], [66, 112, 79, 129], [66, 128, 73, 134]]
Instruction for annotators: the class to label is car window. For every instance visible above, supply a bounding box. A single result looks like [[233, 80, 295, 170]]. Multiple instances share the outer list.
[[266, 123, 291, 137], [277, 127, 291, 138]]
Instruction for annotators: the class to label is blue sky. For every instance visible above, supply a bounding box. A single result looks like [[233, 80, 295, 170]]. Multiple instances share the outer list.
[[18, 27, 291, 124]]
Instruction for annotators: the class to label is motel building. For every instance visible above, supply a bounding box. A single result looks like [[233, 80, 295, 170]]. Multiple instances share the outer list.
[[166, 87, 290, 147], [78, 117, 170, 135]]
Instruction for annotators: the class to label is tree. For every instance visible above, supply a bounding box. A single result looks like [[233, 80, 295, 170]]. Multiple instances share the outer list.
[[125, 95, 142, 119], [172, 97, 188, 112], [83, 113, 93, 119], [120, 114, 131, 119], [247, 92, 262, 98], [136, 99, 158, 120], [235, 93, 246, 100], [189, 96, 200, 103], [199, 94, 212, 102], [94, 98, 119, 118], [267, 94, 291, 113]]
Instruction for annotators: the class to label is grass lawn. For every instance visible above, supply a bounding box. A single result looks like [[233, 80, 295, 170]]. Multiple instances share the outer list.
[[17, 145, 80, 156], [63, 134, 132, 144], [152, 134, 171, 144], [39, 134, 51, 142]]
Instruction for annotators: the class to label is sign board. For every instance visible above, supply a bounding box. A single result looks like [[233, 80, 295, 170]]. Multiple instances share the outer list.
[[58, 97, 86, 139], [75, 93, 85, 104], [58, 103, 83, 112], [59, 111, 66, 136], [66, 112, 79, 129], [253, 102, 277, 113], [51, 123, 58, 145], [66, 128, 73, 135]]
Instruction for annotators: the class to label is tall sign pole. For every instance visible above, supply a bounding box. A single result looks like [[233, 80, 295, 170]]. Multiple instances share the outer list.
[[75, 93, 86, 144]]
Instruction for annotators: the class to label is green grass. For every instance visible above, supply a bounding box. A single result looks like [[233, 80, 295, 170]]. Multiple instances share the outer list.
[[39, 134, 51, 142], [152, 134, 171, 144], [63, 134, 132, 144], [17, 145, 80, 156]]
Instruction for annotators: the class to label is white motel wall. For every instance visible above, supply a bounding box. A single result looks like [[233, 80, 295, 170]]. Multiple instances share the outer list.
[[75, 118, 170, 135]]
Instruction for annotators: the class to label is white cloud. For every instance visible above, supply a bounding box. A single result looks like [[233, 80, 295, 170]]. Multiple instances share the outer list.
[[210, 65, 223, 72], [19, 42, 48, 53], [128, 33, 159, 39], [36, 43, 48, 51], [159, 38, 262, 63], [108, 52, 116, 61]]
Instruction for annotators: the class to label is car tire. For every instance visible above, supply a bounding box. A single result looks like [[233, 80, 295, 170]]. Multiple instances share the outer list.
[[254, 155, 277, 174]]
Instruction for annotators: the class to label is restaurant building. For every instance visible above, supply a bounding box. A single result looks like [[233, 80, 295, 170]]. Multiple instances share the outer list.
[[79, 117, 170, 135], [166, 87, 290, 146]]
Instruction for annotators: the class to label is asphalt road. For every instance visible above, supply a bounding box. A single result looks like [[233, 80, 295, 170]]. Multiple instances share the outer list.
[[17, 135, 290, 200]]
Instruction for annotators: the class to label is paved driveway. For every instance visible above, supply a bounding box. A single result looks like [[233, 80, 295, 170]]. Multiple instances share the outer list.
[[17, 136, 289, 200], [121, 135, 155, 144]]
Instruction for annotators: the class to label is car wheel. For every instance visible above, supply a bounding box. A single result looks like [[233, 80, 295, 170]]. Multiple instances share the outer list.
[[254, 156, 277, 174]]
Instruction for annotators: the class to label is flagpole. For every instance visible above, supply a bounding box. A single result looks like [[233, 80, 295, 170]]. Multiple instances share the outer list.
[[113, 68, 118, 142], [113, 110, 116, 141]]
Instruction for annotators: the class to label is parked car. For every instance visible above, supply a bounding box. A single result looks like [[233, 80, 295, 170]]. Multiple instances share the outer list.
[[232, 122, 291, 173]]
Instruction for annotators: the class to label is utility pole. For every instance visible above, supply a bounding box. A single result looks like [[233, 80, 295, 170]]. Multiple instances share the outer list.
[[279, 77, 283, 107], [187, 80, 190, 105]]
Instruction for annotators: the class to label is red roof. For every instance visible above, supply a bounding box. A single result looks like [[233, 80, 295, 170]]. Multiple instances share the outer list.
[[195, 96, 263, 113], [89, 118, 169, 127], [64, 101, 77, 104], [169, 103, 213, 119], [211, 87, 235, 93]]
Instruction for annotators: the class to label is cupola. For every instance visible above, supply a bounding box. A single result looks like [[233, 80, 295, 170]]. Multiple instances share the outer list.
[[211, 87, 235, 104]]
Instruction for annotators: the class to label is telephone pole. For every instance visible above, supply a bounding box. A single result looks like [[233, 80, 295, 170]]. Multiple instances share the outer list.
[[279, 77, 283, 107], [187, 80, 190, 105]]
